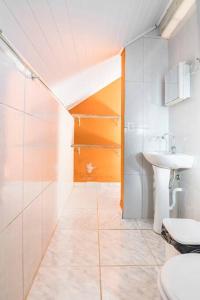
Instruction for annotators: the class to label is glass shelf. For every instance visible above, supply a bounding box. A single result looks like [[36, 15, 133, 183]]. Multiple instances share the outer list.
[[71, 114, 121, 127], [72, 114, 120, 119], [71, 143, 120, 149], [71, 143, 121, 155]]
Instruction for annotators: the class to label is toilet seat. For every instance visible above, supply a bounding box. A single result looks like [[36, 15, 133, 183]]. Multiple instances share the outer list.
[[162, 218, 200, 254], [163, 218, 200, 244], [159, 254, 200, 300]]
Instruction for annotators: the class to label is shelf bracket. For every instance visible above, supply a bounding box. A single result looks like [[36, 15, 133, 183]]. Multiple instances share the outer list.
[[114, 149, 120, 156], [78, 117, 81, 128], [78, 146, 81, 155]]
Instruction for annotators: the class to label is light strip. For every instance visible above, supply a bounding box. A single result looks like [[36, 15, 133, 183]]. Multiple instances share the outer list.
[[161, 0, 196, 39]]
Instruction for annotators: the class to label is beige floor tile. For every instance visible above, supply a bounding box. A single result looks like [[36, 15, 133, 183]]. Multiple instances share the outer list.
[[58, 208, 98, 230], [98, 196, 121, 212], [136, 219, 153, 229], [101, 266, 160, 300], [99, 230, 156, 266], [97, 184, 121, 212], [66, 186, 97, 209], [43, 229, 99, 267], [27, 266, 100, 300], [99, 210, 138, 230], [141, 230, 170, 265]]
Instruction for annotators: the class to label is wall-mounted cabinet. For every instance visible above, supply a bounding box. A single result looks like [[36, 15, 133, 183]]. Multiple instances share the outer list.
[[165, 62, 190, 106]]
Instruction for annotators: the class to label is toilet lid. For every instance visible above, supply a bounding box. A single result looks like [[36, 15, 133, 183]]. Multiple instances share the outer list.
[[163, 218, 200, 245], [160, 254, 200, 300]]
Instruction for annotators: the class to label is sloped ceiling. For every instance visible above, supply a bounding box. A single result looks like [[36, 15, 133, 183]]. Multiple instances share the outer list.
[[53, 55, 121, 108], [0, 0, 170, 106]]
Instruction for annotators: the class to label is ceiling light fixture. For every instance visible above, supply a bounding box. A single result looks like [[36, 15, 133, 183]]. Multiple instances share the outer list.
[[160, 0, 196, 39]]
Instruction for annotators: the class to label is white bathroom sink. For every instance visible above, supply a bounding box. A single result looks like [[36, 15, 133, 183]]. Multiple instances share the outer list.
[[143, 151, 194, 234], [143, 152, 194, 170]]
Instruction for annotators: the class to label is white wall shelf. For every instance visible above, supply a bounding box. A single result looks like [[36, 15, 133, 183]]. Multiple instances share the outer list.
[[72, 114, 120, 127], [71, 143, 121, 155], [72, 113, 120, 119]]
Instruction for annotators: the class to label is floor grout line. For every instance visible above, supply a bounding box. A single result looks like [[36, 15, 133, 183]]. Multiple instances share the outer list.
[[100, 264, 162, 267], [98, 228, 153, 231]]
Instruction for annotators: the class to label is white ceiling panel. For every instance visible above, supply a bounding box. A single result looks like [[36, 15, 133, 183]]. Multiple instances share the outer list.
[[0, 0, 170, 103]]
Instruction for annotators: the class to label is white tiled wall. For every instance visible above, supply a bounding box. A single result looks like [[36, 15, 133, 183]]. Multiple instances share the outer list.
[[0, 40, 74, 300], [168, 3, 200, 220], [23, 195, 42, 296], [123, 36, 169, 218]]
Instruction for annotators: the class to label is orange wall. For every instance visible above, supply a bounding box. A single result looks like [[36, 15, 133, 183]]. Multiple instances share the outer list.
[[70, 78, 121, 182], [120, 50, 125, 208]]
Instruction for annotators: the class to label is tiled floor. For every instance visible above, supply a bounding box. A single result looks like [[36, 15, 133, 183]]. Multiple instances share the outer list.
[[27, 183, 167, 300]]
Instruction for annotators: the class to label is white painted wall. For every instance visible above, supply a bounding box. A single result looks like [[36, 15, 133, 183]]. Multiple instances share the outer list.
[[53, 55, 121, 108], [124, 35, 169, 218], [168, 3, 200, 220], [0, 40, 74, 300]]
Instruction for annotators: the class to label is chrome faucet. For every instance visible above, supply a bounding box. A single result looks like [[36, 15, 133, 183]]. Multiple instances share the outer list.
[[171, 145, 176, 154], [162, 133, 176, 154]]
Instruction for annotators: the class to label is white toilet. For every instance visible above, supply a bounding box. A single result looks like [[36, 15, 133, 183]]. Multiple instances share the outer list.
[[162, 218, 200, 258], [159, 218, 200, 299], [159, 253, 200, 300]]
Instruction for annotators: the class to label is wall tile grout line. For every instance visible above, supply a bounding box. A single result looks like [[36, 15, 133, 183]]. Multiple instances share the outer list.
[[97, 191, 103, 300], [0, 101, 56, 122], [22, 108, 25, 299], [0, 181, 53, 236]]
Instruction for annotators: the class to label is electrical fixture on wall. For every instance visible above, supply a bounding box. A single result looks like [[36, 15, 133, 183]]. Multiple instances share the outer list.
[[190, 58, 200, 74], [160, 0, 196, 39]]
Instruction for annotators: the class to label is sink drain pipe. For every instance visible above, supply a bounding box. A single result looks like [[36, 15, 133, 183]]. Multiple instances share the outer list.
[[170, 187, 183, 210], [169, 170, 183, 211]]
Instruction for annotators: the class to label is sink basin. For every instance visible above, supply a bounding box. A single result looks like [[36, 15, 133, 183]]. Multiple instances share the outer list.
[[143, 152, 194, 170]]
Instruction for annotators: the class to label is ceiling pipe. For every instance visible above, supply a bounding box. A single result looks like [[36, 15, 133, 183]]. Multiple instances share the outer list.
[[122, 25, 157, 51], [120, 0, 175, 52], [0, 29, 65, 108]]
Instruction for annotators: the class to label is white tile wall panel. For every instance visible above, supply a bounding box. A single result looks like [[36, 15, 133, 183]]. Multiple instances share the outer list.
[[0, 46, 74, 299], [124, 129, 143, 175], [125, 82, 144, 125], [0, 105, 23, 232], [168, 4, 200, 221], [0, 43, 25, 111], [124, 174, 142, 218], [0, 216, 23, 300], [124, 36, 169, 218], [125, 39, 144, 83], [23, 195, 42, 296]]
